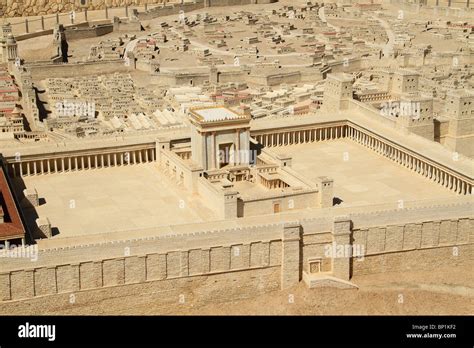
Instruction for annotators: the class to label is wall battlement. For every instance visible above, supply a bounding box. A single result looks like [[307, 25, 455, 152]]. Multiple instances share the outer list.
[[0, 203, 471, 304]]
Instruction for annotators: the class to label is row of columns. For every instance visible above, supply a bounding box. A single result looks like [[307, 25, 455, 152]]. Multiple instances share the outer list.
[[348, 127, 472, 195], [1, 238, 26, 250], [252, 123, 472, 196], [8, 148, 156, 177], [254, 125, 347, 147], [207, 128, 243, 170], [260, 177, 289, 189]]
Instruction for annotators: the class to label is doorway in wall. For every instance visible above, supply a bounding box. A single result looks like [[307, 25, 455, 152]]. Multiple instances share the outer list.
[[218, 143, 234, 168]]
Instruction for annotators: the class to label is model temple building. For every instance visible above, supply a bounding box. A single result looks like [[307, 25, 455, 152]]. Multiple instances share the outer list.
[[0, 0, 472, 315]]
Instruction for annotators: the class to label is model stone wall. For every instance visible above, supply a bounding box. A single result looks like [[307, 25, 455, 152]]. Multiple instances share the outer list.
[[0, 267, 281, 314], [0, 0, 277, 18], [240, 189, 319, 216], [353, 218, 472, 256], [1, 0, 164, 18], [0, 237, 284, 301], [0, 212, 471, 306], [26, 60, 130, 80]]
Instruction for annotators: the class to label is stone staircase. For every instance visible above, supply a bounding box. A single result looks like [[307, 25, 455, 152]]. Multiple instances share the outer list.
[[303, 271, 359, 289]]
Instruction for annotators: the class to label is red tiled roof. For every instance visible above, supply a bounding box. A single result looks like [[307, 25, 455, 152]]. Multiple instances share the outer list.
[[0, 166, 25, 240]]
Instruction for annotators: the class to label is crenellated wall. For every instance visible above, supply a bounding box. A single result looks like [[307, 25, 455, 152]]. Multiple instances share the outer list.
[[2, 0, 188, 18], [0, 205, 471, 307], [0, 230, 285, 301]]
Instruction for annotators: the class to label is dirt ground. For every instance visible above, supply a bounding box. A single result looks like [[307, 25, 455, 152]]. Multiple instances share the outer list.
[[150, 264, 474, 315]]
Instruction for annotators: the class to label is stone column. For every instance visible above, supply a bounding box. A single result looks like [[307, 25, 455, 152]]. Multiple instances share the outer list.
[[332, 216, 352, 281], [211, 132, 216, 169], [235, 129, 240, 164], [281, 222, 302, 290]]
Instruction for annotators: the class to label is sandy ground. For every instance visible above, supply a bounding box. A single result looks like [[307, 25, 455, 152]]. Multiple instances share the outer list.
[[273, 139, 458, 207], [18, 163, 218, 237], [127, 264, 474, 315]]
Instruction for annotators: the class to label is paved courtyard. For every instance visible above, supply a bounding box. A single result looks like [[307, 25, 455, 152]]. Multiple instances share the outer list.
[[19, 163, 217, 238], [272, 139, 458, 207]]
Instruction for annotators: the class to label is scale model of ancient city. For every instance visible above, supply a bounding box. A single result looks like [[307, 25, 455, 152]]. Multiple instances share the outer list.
[[0, 0, 472, 315]]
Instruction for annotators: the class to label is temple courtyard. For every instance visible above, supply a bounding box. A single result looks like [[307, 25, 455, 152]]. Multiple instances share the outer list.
[[17, 163, 217, 238], [15, 138, 460, 239], [271, 138, 458, 206]]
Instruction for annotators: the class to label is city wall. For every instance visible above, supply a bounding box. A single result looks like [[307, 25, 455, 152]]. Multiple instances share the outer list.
[[2, 0, 190, 18], [137, 2, 205, 20], [0, 205, 471, 309], [1, 0, 277, 18], [25, 60, 130, 80]]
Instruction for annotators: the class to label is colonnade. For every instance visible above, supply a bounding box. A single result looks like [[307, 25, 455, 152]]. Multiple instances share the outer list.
[[252, 123, 472, 196], [348, 126, 472, 195], [7, 147, 156, 177], [253, 125, 347, 147], [260, 177, 289, 189]]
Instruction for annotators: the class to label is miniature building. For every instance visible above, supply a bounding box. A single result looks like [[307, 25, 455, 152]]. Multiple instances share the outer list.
[[52, 24, 67, 63], [395, 95, 435, 141], [442, 91, 474, 157], [1, 34, 17, 63], [189, 106, 251, 170], [322, 73, 353, 112], [391, 69, 420, 95]]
